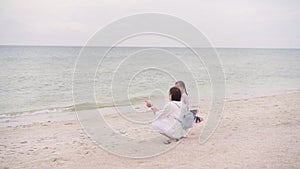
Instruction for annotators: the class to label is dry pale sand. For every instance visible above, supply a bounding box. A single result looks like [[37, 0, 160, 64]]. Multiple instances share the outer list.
[[1, 92, 300, 169]]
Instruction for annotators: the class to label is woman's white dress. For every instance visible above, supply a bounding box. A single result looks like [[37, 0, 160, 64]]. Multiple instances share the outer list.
[[152, 101, 185, 139]]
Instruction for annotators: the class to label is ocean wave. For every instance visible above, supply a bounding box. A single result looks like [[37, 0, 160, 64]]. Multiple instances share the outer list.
[[0, 98, 146, 118]]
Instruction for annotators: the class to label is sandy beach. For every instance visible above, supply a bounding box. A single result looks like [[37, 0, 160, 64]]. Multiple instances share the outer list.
[[1, 92, 300, 169], [2, 0, 300, 168]]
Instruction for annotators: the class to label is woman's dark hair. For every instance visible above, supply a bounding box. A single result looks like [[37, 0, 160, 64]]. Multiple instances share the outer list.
[[169, 87, 181, 101]]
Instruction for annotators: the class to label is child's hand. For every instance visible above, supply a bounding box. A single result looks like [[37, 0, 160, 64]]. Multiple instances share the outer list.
[[144, 100, 152, 107]]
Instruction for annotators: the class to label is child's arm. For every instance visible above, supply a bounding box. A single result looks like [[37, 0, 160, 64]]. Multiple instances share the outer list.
[[151, 107, 159, 113], [145, 100, 159, 114]]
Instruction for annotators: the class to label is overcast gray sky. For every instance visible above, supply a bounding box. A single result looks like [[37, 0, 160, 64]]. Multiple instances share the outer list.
[[1, 0, 299, 48]]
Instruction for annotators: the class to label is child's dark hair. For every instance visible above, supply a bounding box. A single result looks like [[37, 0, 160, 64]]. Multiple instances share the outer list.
[[169, 87, 181, 101]]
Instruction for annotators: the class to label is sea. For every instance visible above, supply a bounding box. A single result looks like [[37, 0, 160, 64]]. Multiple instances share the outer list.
[[0, 46, 299, 116]]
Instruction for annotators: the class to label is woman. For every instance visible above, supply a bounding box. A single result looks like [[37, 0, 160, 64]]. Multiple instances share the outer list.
[[175, 81, 203, 124], [175, 81, 189, 109], [146, 87, 185, 144]]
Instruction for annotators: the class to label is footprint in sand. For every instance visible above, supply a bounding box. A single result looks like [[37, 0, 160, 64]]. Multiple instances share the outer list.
[[51, 157, 70, 165]]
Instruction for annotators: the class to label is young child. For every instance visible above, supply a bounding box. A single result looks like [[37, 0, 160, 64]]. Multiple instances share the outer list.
[[145, 87, 185, 144]]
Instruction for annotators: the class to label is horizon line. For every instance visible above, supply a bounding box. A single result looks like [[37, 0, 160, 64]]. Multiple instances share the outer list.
[[0, 44, 299, 50]]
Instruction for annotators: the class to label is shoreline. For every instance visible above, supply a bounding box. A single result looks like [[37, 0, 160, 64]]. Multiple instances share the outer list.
[[1, 89, 299, 120]]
